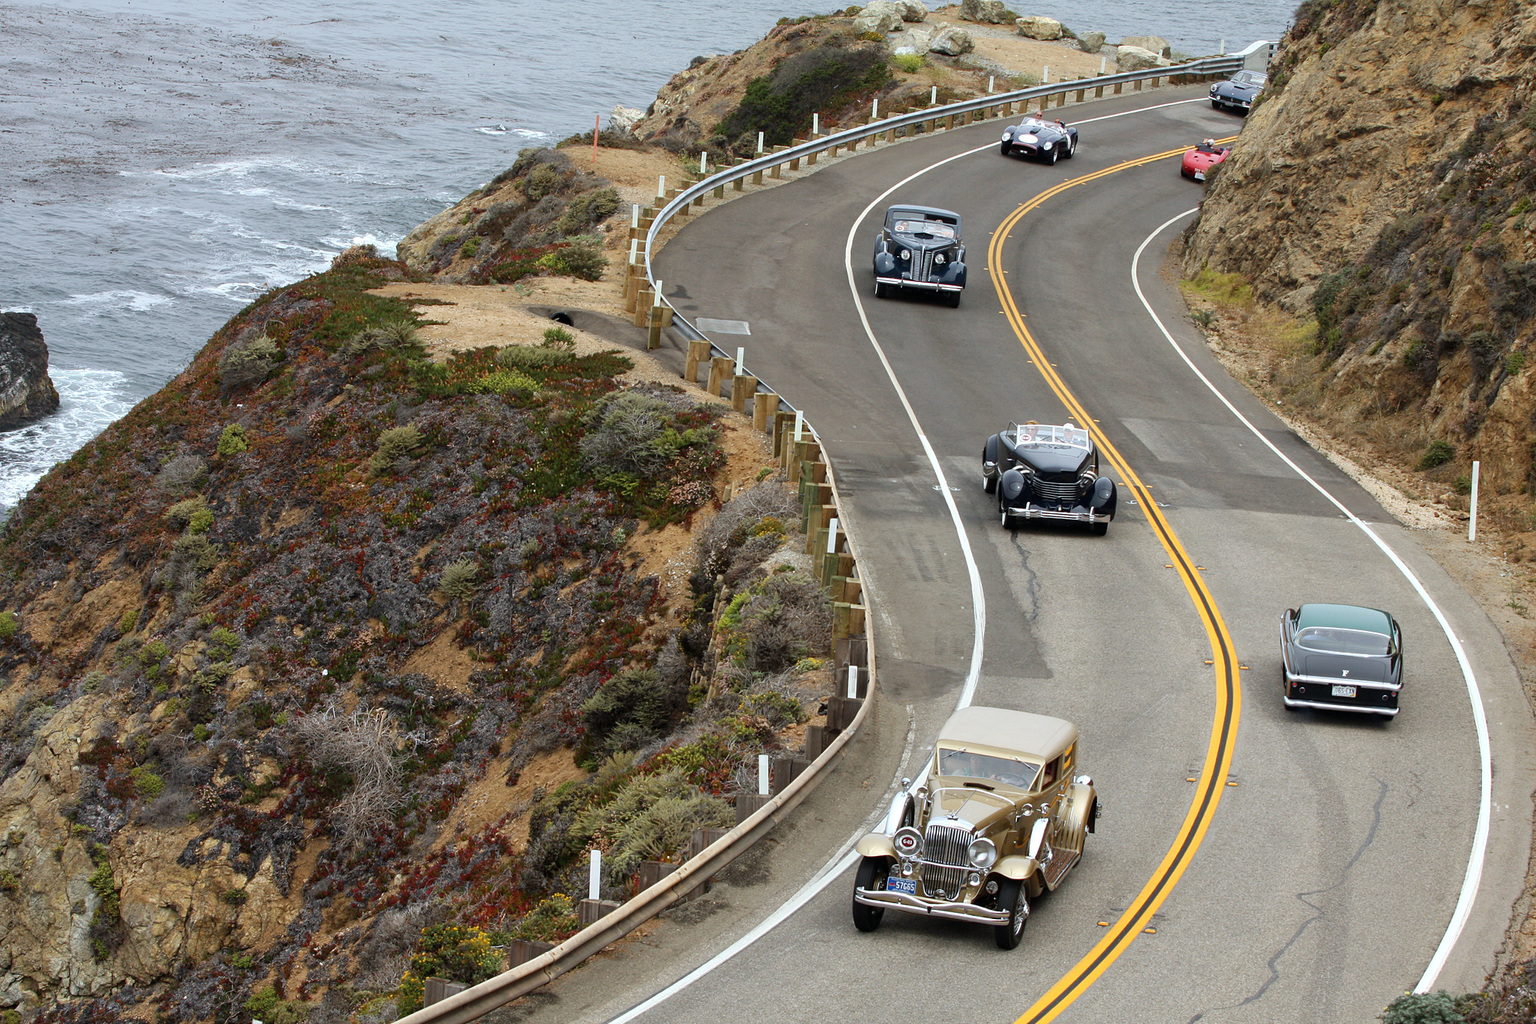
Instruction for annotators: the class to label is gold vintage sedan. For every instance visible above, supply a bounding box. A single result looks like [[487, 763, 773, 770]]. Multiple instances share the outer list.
[[852, 706, 1100, 948]]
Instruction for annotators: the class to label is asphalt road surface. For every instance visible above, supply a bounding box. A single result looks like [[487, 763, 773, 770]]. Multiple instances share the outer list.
[[503, 85, 1535, 1024]]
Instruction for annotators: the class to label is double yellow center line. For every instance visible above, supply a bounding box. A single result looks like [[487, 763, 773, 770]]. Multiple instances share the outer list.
[[987, 148, 1241, 1024]]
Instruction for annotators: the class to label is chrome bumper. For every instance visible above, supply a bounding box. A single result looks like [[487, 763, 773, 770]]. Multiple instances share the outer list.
[[1282, 695, 1399, 717], [1002, 504, 1112, 525], [853, 887, 1010, 924], [875, 276, 962, 293]]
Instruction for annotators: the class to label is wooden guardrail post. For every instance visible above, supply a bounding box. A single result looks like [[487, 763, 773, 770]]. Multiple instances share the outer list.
[[731, 374, 756, 413], [753, 391, 780, 432], [685, 339, 710, 384], [706, 356, 732, 397], [632, 288, 652, 327]]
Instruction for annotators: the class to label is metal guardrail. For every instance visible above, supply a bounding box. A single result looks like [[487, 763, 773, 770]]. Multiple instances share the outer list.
[[397, 39, 1273, 1022]]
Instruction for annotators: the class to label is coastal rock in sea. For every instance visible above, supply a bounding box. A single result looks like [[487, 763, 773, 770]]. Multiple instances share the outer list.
[[928, 26, 974, 56], [609, 104, 645, 136], [1016, 15, 1063, 40], [1116, 45, 1170, 71], [1076, 30, 1107, 53], [1120, 34, 1171, 58], [0, 313, 60, 431], [894, 0, 928, 22], [959, 0, 1010, 24], [853, 1, 904, 33]]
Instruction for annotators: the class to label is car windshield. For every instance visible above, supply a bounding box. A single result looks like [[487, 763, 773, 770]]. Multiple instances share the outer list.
[[1296, 626, 1391, 657], [936, 747, 1041, 787], [1011, 422, 1090, 450], [1231, 71, 1267, 87], [892, 219, 956, 239]]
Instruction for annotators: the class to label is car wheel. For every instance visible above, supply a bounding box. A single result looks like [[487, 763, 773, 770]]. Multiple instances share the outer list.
[[994, 878, 1028, 949], [1000, 509, 1016, 532], [984, 470, 997, 495], [1092, 522, 1108, 536], [946, 290, 961, 308], [873, 278, 888, 299], [852, 857, 888, 932], [1047, 143, 1060, 165], [1212, 99, 1222, 110], [1000, 142, 1011, 156], [1064, 137, 1077, 159]]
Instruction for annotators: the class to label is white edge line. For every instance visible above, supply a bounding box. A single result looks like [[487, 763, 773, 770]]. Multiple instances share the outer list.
[[1128, 210, 1492, 993], [603, 97, 1218, 1024]]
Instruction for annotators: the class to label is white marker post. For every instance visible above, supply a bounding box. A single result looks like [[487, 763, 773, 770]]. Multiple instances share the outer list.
[[627, 238, 638, 269], [631, 204, 640, 229], [735, 347, 745, 375], [847, 664, 859, 699], [929, 85, 937, 105], [1099, 57, 1106, 75], [988, 75, 995, 94], [656, 174, 666, 202], [872, 97, 879, 119], [793, 409, 804, 443], [757, 754, 770, 796], [653, 282, 664, 311], [827, 518, 839, 554], [813, 112, 820, 135], [588, 849, 601, 900], [756, 131, 764, 155], [1220, 38, 1226, 55], [699, 151, 707, 175], [1042, 65, 1049, 84], [1469, 461, 1480, 542]]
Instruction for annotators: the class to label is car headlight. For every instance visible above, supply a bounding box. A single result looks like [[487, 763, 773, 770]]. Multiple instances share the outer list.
[[898, 249, 910, 260], [1001, 130, 1013, 140], [967, 837, 998, 870], [935, 253, 946, 265], [1210, 86, 1219, 96], [893, 826, 923, 858]]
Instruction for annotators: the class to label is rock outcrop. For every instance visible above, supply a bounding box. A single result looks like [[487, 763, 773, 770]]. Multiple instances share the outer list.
[[959, 0, 1011, 25], [1115, 45, 1170, 71], [1016, 15, 1063, 40], [1120, 34, 1170, 57], [0, 313, 60, 431], [853, 1, 904, 34]]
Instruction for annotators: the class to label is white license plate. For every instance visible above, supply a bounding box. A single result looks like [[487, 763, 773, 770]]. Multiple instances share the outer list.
[[886, 876, 916, 896], [1193, 171, 1206, 181], [1331, 684, 1357, 698]]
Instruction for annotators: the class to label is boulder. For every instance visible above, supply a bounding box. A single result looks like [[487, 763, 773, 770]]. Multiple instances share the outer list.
[[0, 313, 60, 431], [1120, 34, 1171, 58], [959, 0, 1010, 24], [1077, 29, 1106, 53], [894, 27, 934, 53], [608, 105, 645, 136], [1016, 15, 1063, 40], [853, 0, 905, 33], [893, 0, 929, 21], [1116, 45, 1170, 71], [928, 26, 975, 55]]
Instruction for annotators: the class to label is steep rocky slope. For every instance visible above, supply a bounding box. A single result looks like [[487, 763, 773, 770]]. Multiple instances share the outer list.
[[1184, 0, 1536, 509]]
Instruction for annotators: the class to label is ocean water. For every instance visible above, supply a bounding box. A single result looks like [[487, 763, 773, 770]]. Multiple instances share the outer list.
[[0, 0, 1295, 510]]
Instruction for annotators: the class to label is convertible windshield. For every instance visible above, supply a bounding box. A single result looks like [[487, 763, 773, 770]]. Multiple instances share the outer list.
[[1011, 423, 1090, 450], [892, 219, 956, 239], [1230, 70, 1267, 87], [937, 747, 1041, 787], [1296, 627, 1391, 657]]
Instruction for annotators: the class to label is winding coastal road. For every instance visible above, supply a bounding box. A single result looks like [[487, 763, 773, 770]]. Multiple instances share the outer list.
[[511, 85, 1535, 1023]]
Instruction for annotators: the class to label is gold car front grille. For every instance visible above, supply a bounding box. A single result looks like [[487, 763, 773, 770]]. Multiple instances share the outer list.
[[920, 823, 972, 896]]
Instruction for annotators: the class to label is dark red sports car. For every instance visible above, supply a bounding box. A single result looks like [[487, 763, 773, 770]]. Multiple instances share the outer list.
[[1181, 140, 1230, 182]]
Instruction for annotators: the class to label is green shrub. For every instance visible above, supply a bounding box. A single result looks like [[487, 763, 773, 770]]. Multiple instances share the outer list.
[[138, 639, 169, 670], [1419, 439, 1455, 470], [510, 893, 579, 942], [463, 368, 539, 397], [217, 424, 248, 457], [543, 326, 575, 349], [220, 888, 248, 906], [497, 345, 571, 371], [117, 609, 139, 636], [187, 507, 214, 534], [1506, 350, 1526, 376], [0, 611, 17, 641], [581, 667, 686, 759], [370, 424, 426, 476], [534, 239, 607, 281], [340, 320, 420, 359], [397, 924, 503, 1016], [555, 187, 621, 235], [521, 163, 565, 200], [460, 235, 483, 258], [438, 559, 480, 600], [717, 43, 891, 149], [579, 391, 704, 478], [164, 495, 209, 530], [218, 336, 282, 392], [573, 768, 732, 879], [244, 987, 310, 1024], [192, 724, 211, 742], [130, 767, 164, 800], [891, 52, 926, 73], [1379, 991, 1464, 1024]]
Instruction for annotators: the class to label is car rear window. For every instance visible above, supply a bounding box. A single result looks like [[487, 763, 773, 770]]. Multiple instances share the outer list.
[[1296, 627, 1390, 656]]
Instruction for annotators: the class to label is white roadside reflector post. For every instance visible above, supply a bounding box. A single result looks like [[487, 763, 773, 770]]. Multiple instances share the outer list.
[[589, 849, 601, 900], [656, 174, 666, 202], [847, 664, 858, 699], [827, 518, 839, 553], [758, 754, 770, 796], [1469, 461, 1480, 542], [794, 410, 804, 442]]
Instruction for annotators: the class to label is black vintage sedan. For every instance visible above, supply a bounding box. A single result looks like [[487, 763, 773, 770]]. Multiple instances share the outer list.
[[999, 116, 1078, 164], [983, 421, 1115, 535], [872, 205, 966, 306], [1280, 603, 1403, 717], [1210, 69, 1267, 114]]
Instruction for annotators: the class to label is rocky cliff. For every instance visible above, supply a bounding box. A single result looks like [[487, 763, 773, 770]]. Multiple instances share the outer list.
[[1183, 0, 1536, 509], [0, 313, 60, 431]]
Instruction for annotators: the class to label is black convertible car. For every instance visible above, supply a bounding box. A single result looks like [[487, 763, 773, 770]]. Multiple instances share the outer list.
[[872, 205, 966, 306], [1210, 69, 1267, 114], [999, 116, 1078, 164], [984, 421, 1115, 534]]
